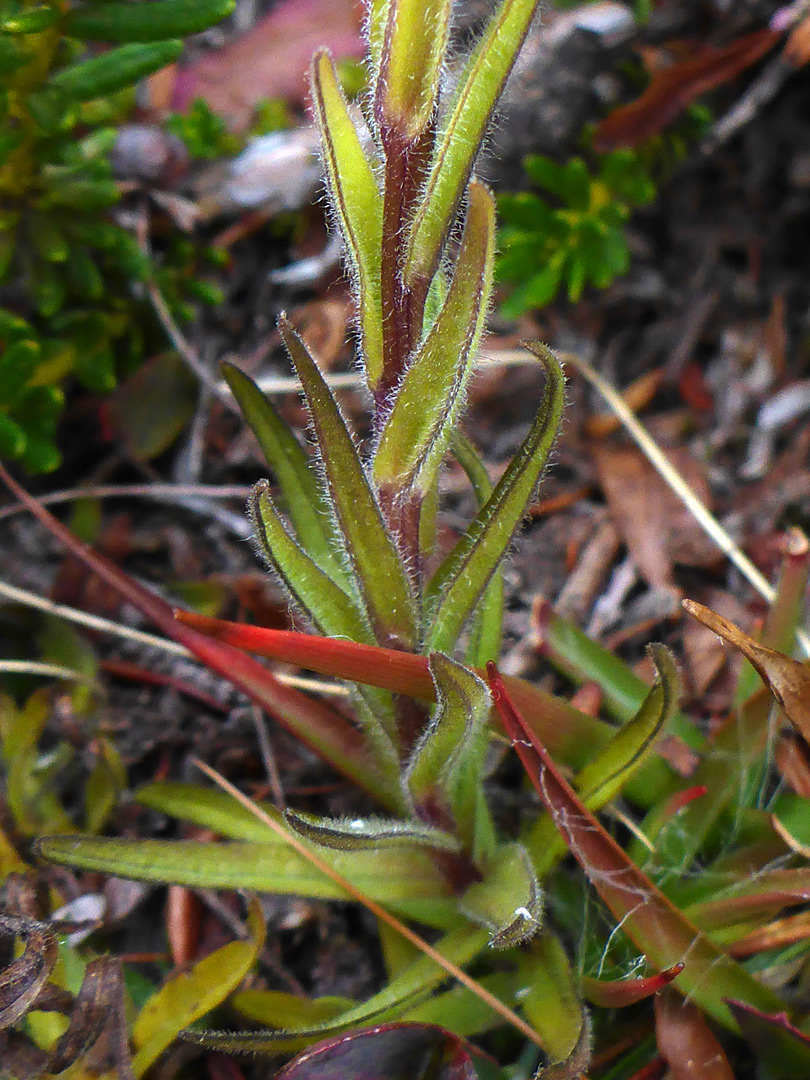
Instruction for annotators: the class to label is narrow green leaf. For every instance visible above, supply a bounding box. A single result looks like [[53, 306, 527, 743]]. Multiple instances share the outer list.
[[451, 432, 503, 667], [375, 0, 450, 139], [404, 0, 542, 286], [250, 482, 403, 761], [182, 924, 489, 1054], [232, 990, 355, 1031], [461, 843, 542, 948], [132, 896, 264, 1076], [373, 181, 495, 495], [67, 0, 234, 42], [49, 41, 184, 101], [527, 644, 679, 876], [366, 0, 393, 86], [223, 362, 348, 586], [136, 781, 287, 843], [426, 344, 564, 653], [250, 482, 372, 643], [311, 50, 384, 388], [406, 654, 493, 856], [37, 836, 456, 926], [489, 666, 787, 1032], [279, 316, 418, 649], [518, 935, 585, 1065], [285, 810, 461, 853]]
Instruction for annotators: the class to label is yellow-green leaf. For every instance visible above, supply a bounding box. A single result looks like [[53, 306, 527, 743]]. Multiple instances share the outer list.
[[405, 0, 542, 286], [373, 181, 495, 496], [375, 0, 451, 139], [131, 896, 265, 1076], [311, 50, 384, 387]]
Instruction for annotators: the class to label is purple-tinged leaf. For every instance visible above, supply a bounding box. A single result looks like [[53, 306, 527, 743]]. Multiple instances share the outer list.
[[275, 1022, 494, 1080], [727, 1000, 810, 1079], [654, 989, 734, 1080]]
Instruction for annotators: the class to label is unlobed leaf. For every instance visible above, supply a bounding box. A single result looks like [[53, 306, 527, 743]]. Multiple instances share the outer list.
[[526, 644, 679, 876], [173, 609, 620, 773], [223, 362, 348, 586], [182, 925, 490, 1054], [375, 0, 450, 139], [581, 963, 684, 1008], [36, 836, 456, 926], [66, 0, 234, 42], [373, 181, 495, 498], [49, 41, 184, 101], [311, 50, 384, 388], [279, 317, 418, 651], [131, 896, 265, 1076], [406, 653, 493, 856], [284, 809, 461, 853], [404, 0, 543, 287], [426, 344, 564, 653], [518, 934, 586, 1068], [487, 663, 787, 1031], [0, 463, 395, 807], [460, 843, 542, 948]]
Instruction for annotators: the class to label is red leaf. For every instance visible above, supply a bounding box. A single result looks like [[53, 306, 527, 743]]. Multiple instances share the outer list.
[[0, 464, 385, 804], [175, 610, 613, 767], [593, 29, 781, 151], [485, 662, 786, 1030], [275, 1023, 493, 1080], [654, 989, 735, 1080], [582, 963, 684, 1008]]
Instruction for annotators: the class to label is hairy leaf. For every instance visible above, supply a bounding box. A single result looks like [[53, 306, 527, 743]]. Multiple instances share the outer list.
[[405, 0, 542, 286], [426, 345, 564, 652], [374, 182, 495, 497], [279, 317, 418, 650], [451, 433, 504, 667], [487, 664, 786, 1031], [174, 610, 619, 772], [181, 925, 489, 1054], [406, 653, 494, 858], [285, 810, 461, 853], [0, 464, 394, 807], [375, 0, 450, 139], [519, 934, 585, 1066], [136, 781, 287, 842], [132, 897, 265, 1075], [311, 51, 384, 388], [460, 843, 542, 948], [36, 837, 455, 924], [527, 644, 679, 875], [223, 362, 348, 585]]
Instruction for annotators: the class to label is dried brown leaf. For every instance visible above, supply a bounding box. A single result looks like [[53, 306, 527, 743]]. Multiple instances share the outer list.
[[594, 29, 781, 151], [683, 600, 810, 745]]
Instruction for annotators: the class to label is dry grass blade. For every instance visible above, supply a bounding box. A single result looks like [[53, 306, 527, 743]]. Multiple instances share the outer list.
[[0, 579, 348, 697], [562, 350, 810, 659], [191, 758, 546, 1050]]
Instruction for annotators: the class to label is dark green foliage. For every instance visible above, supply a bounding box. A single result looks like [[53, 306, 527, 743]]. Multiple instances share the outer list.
[[497, 149, 656, 316], [0, 0, 232, 471]]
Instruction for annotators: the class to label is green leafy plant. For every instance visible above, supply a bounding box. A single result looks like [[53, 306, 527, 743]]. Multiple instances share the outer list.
[[0, 0, 233, 472], [497, 149, 656, 316], [2, 1, 810, 1078]]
